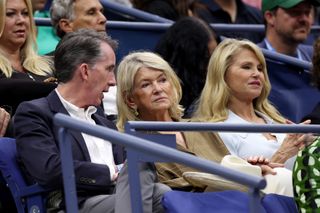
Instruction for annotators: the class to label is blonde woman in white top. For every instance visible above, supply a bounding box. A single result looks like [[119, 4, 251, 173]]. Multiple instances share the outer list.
[[194, 38, 312, 169]]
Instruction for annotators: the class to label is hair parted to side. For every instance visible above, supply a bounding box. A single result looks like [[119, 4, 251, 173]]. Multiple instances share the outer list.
[[0, 0, 53, 77], [193, 38, 286, 123], [54, 29, 118, 83], [116, 51, 184, 131], [50, 0, 76, 38]]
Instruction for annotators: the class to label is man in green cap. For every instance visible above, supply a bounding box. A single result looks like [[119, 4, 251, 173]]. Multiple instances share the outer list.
[[258, 0, 320, 61]]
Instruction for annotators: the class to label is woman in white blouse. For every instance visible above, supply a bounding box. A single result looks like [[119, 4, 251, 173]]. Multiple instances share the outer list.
[[193, 38, 311, 170]]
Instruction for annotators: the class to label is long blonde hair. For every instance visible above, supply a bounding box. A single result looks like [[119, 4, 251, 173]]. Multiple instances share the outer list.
[[116, 51, 184, 131], [0, 0, 53, 77], [193, 38, 286, 123]]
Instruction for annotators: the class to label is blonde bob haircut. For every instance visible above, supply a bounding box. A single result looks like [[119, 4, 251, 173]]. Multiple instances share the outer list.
[[116, 51, 184, 131], [0, 0, 52, 77], [193, 38, 286, 123]]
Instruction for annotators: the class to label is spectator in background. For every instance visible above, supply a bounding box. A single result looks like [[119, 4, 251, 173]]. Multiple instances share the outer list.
[[131, 0, 192, 21], [193, 0, 264, 43], [154, 17, 218, 116], [50, 0, 117, 116], [0, 0, 56, 115], [31, 0, 60, 55], [258, 0, 319, 62], [0, 0, 53, 80], [15, 29, 170, 213], [50, 0, 106, 42]]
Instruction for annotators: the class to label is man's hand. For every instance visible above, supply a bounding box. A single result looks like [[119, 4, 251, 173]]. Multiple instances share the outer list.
[[0, 107, 10, 137]]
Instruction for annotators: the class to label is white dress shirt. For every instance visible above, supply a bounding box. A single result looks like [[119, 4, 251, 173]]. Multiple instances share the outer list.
[[56, 89, 116, 179]]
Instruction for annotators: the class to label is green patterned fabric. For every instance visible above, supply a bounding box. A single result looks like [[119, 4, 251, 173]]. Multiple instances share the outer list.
[[293, 137, 320, 213]]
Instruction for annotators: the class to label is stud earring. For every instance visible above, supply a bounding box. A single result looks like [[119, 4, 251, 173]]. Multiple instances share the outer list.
[[133, 108, 139, 117]]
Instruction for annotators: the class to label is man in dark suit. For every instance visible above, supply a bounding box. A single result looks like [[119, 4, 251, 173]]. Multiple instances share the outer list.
[[14, 29, 170, 213]]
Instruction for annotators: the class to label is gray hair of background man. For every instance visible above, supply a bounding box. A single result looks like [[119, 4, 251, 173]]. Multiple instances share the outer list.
[[50, 0, 75, 38], [54, 29, 118, 83]]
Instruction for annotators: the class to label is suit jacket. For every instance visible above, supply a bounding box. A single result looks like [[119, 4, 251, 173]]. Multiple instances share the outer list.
[[14, 90, 125, 197]]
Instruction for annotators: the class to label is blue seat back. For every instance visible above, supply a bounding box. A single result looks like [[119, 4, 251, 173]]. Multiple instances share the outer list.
[[162, 190, 261, 213], [162, 190, 298, 213], [0, 138, 27, 188], [0, 137, 47, 213], [129, 132, 176, 162], [261, 193, 298, 213], [266, 60, 320, 123], [107, 22, 168, 61]]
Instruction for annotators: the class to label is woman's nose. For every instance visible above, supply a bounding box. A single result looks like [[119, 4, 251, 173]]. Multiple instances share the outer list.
[[153, 82, 162, 92]]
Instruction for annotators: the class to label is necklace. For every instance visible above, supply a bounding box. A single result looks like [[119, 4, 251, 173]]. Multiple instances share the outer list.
[[26, 72, 36, 81]]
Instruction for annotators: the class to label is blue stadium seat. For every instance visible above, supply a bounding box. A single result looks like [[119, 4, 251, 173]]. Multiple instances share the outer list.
[[261, 193, 298, 213], [266, 59, 320, 123], [107, 21, 168, 60], [0, 138, 47, 213], [162, 190, 259, 213], [162, 190, 298, 213]]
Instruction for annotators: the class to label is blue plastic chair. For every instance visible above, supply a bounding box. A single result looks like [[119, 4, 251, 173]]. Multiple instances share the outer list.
[[265, 58, 320, 123], [0, 137, 47, 213]]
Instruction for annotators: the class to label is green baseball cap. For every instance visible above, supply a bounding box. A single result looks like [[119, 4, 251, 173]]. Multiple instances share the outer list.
[[262, 0, 320, 13]]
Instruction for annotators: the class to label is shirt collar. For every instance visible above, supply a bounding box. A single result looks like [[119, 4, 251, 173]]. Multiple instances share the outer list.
[[264, 38, 302, 60], [55, 88, 97, 119]]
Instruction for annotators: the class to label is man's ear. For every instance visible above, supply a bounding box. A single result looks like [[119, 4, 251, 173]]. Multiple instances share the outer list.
[[79, 63, 89, 81], [264, 11, 275, 27], [58, 18, 74, 34]]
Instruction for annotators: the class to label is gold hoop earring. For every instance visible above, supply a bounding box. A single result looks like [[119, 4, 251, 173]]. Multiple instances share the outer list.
[[133, 108, 139, 117]]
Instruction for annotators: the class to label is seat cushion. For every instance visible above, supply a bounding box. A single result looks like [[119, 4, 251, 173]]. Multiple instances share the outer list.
[[261, 193, 298, 213], [162, 190, 265, 213]]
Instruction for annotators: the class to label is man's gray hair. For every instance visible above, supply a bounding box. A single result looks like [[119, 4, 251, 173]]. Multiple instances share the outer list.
[[54, 29, 118, 83], [50, 0, 76, 38]]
